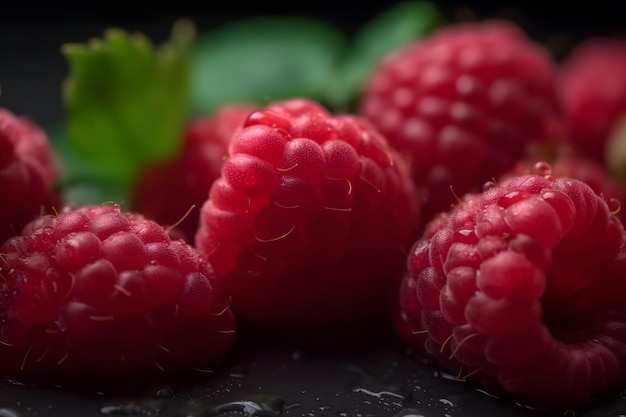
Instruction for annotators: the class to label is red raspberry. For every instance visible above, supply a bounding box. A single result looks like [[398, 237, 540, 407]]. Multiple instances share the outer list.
[[397, 171, 626, 408], [359, 21, 559, 220], [196, 98, 419, 332], [558, 39, 626, 164], [131, 104, 255, 242], [0, 108, 61, 244], [0, 204, 236, 378], [503, 150, 626, 223]]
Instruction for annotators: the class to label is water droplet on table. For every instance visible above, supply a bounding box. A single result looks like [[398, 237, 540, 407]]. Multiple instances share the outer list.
[[196, 394, 284, 417], [0, 408, 21, 417]]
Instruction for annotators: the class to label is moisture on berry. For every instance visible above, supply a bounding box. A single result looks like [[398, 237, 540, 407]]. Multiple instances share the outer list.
[[397, 169, 626, 409]]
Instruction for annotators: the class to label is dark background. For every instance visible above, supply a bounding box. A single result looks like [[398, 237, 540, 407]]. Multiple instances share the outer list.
[[1, 1, 624, 128]]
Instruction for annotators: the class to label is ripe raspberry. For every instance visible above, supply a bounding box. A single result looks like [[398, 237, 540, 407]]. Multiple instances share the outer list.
[[0, 204, 236, 378], [196, 98, 419, 332], [502, 149, 626, 223], [131, 104, 255, 242], [0, 108, 61, 244], [359, 21, 559, 219], [396, 171, 626, 408], [558, 38, 626, 164]]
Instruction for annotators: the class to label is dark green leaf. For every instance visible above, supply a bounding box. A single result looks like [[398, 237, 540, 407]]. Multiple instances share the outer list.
[[62, 20, 194, 192], [327, 1, 440, 110], [190, 17, 347, 114]]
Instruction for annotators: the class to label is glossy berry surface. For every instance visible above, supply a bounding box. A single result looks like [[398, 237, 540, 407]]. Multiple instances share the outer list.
[[0, 204, 236, 378], [397, 172, 626, 408], [503, 151, 626, 223], [196, 98, 419, 332]]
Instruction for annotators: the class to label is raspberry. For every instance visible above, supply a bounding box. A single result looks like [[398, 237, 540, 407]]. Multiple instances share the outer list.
[[0, 204, 236, 378], [195, 98, 419, 332], [131, 104, 255, 242], [0, 108, 61, 244], [502, 149, 626, 223], [359, 21, 559, 219], [558, 38, 626, 164], [396, 171, 626, 408]]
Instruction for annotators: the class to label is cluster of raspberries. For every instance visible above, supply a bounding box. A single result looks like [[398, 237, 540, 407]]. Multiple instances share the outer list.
[[2, 20, 626, 410]]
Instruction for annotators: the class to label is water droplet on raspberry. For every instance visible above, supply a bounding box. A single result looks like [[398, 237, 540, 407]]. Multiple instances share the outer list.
[[531, 161, 552, 176], [607, 197, 622, 216], [497, 190, 529, 208], [244, 111, 291, 131], [482, 180, 497, 192]]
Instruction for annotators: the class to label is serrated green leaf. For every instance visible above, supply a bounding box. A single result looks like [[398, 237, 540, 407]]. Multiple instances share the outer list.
[[327, 1, 440, 110], [190, 17, 347, 114], [62, 20, 194, 192]]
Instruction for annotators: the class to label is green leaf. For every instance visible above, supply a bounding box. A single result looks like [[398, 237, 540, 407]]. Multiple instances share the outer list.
[[62, 20, 194, 192], [48, 126, 129, 207], [327, 1, 440, 110], [190, 17, 347, 114]]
